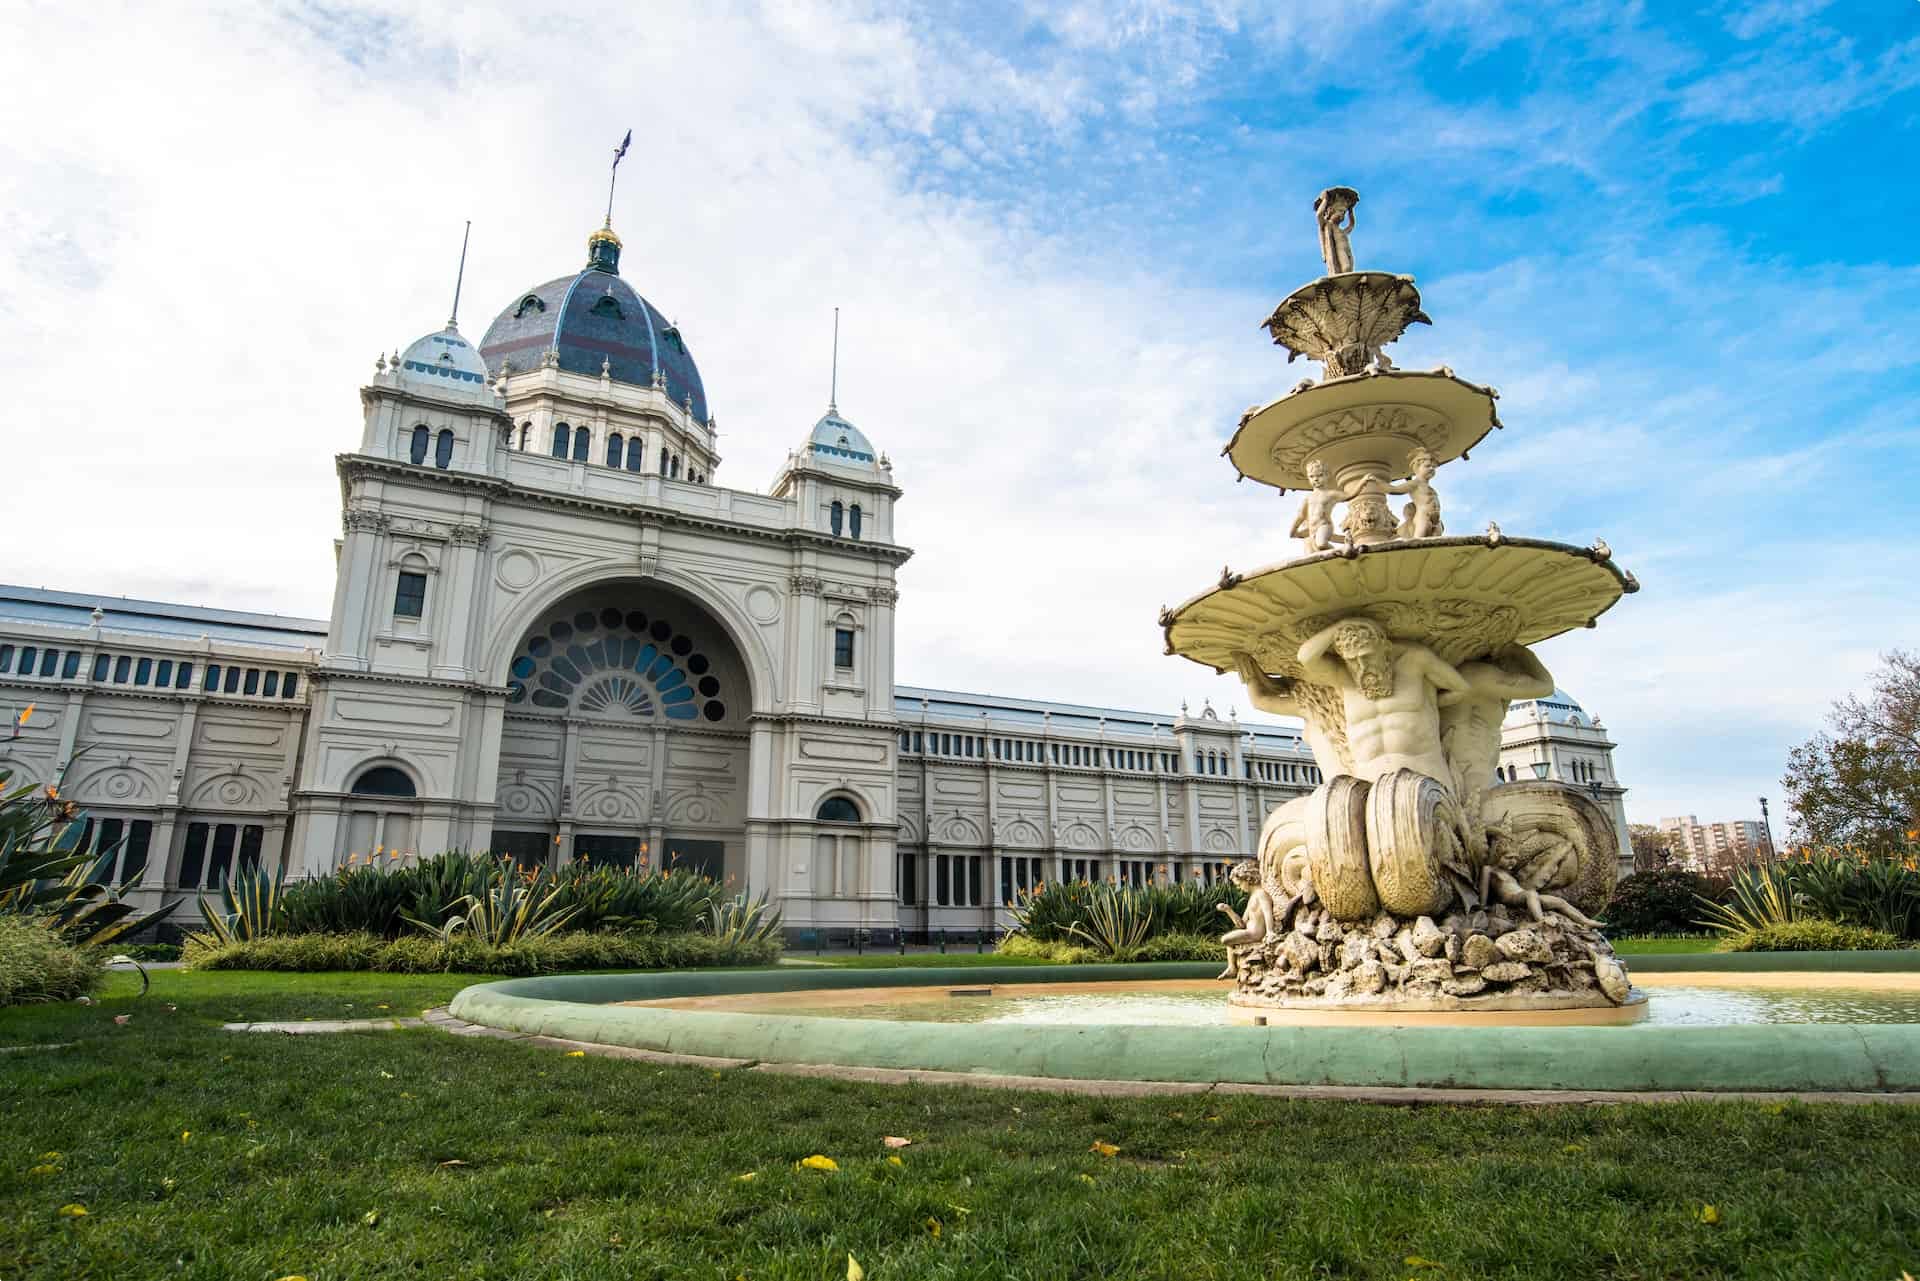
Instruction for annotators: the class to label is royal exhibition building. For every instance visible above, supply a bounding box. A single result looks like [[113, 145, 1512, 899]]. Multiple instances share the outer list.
[[0, 219, 1631, 941]]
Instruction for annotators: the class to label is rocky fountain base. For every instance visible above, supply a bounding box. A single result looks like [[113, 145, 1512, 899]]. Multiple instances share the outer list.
[[1228, 900, 1635, 1015]]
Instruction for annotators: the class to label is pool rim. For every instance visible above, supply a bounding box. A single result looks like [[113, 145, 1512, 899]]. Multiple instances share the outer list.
[[444, 953, 1920, 1094]]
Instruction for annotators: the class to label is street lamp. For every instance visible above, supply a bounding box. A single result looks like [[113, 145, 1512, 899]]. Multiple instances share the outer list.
[[1759, 796, 1776, 857], [1531, 761, 1550, 780]]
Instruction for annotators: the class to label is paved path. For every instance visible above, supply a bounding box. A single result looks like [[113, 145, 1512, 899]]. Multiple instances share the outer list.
[[221, 1018, 425, 1034]]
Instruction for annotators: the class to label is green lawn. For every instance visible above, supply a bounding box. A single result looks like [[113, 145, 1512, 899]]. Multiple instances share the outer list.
[[3, 970, 1917, 1280]]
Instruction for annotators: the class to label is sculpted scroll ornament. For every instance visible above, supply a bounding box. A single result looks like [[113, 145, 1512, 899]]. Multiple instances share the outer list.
[[1265, 406, 1454, 478]]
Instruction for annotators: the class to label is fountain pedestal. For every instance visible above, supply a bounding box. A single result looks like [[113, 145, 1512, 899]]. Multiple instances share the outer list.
[[1166, 188, 1640, 1016]]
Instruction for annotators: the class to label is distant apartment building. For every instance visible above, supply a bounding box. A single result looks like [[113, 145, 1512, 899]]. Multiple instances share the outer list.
[[1658, 815, 1772, 870]]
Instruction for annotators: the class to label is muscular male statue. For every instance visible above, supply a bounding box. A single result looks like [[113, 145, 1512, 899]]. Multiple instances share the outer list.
[[1232, 651, 1349, 774], [1437, 643, 1555, 802], [1294, 616, 1468, 784]]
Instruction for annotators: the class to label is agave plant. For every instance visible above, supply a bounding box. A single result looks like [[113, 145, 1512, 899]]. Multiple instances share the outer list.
[[1063, 882, 1154, 958], [705, 891, 783, 951], [1696, 861, 1796, 938], [190, 864, 288, 947], [409, 877, 577, 945]]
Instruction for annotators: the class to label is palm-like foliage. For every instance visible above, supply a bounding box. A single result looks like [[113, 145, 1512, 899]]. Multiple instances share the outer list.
[[0, 769, 180, 946], [409, 878, 577, 945], [706, 891, 783, 951], [1697, 862, 1796, 937], [191, 864, 289, 947], [1063, 882, 1155, 957]]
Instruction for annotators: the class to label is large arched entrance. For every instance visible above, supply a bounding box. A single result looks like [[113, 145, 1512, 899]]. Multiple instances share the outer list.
[[489, 580, 751, 883]]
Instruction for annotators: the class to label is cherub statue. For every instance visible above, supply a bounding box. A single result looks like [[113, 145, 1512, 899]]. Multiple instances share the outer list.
[[1314, 186, 1359, 275], [1216, 859, 1276, 981], [1288, 459, 1347, 553], [1389, 447, 1443, 540]]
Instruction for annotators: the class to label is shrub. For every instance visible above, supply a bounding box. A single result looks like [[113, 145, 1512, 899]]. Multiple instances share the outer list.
[[0, 915, 102, 1004], [1008, 878, 1247, 945], [1604, 869, 1717, 936], [1786, 851, 1920, 941], [182, 929, 781, 975], [0, 768, 181, 946], [117, 942, 182, 962], [994, 929, 1224, 965], [1716, 920, 1908, 952]]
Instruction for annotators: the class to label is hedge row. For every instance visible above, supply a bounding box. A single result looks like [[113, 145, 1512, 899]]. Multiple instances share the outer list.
[[183, 930, 781, 976], [1716, 920, 1911, 953], [0, 916, 102, 1005], [996, 931, 1225, 965]]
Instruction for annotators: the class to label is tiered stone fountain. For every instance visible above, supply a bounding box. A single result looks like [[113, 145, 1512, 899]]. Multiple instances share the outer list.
[[1164, 187, 1643, 1017]]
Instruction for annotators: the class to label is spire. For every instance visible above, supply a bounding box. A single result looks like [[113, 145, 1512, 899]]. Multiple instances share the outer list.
[[587, 130, 631, 274], [447, 220, 471, 329], [829, 306, 840, 412]]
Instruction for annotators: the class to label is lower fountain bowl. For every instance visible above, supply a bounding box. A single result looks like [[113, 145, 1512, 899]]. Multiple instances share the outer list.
[[1226, 987, 1650, 1026]]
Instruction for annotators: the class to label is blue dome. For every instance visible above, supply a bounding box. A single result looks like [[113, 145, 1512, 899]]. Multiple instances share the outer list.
[[808, 408, 875, 463], [478, 230, 709, 421], [1506, 687, 1591, 727], [396, 325, 493, 402]]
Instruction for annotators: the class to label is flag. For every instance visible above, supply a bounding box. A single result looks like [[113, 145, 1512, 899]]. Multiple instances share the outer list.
[[613, 129, 632, 166]]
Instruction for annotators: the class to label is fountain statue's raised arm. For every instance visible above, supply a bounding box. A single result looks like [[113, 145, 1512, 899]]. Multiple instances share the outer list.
[[1296, 616, 1467, 784], [1438, 643, 1555, 803]]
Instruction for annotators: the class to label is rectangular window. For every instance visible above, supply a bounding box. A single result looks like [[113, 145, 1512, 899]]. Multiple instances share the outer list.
[[39, 648, 59, 677], [394, 571, 427, 619], [0, 645, 11, 673], [281, 673, 298, 698], [832, 627, 854, 668], [18, 646, 35, 674], [238, 825, 264, 876], [155, 660, 173, 687], [242, 668, 259, 695], [134, 657, 152, 685], [967, 855, 983, 907], [912, 732, 923, 752], [936, 854, 951, 905], [176, 662, 193, 689], [91, 653, 107, 681], [222, 666, 240, 694], [121, 820, 152, 883], [94, 818, 123, 877], [207, 824, 237, 888], [114, 655, 131, 683], [897, 851, 916, 905], [179, 822, 209, 889], [61, 651, 80, 679], [204, 664, 220, 691], [262, 671, 279, 697]]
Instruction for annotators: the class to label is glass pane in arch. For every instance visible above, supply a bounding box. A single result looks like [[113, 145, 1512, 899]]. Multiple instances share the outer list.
[[816, 796, 861, 823], [350, 766, 416, 797]]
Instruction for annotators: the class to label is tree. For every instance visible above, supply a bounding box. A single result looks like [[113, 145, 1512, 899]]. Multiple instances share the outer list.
[[1627, 823, 1675, 873], [1782, 650, 1920, 852]]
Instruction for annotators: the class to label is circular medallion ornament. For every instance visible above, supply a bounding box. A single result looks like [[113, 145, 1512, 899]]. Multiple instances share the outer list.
[[495, 550, 540, 591], [745, 585, 781, 625]]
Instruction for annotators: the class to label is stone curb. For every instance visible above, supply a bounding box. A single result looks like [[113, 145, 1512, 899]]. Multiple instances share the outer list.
[[421, 1007, 1920, 1106], [222, 1018, 425, 1034]]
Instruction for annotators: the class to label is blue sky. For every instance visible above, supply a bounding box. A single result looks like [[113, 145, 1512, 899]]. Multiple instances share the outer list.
[[1, 0, 1915, 830]]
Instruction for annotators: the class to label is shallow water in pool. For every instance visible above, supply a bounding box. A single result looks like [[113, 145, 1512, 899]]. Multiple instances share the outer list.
[[748, 986, 1920, 1027]]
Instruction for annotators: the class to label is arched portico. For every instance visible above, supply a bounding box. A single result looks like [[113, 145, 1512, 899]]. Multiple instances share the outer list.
[[488, 578, 755, 886]]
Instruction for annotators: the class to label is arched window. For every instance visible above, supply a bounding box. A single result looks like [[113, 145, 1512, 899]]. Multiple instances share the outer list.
[[551, 423, 571, 458], [849, 503, 863, 539], [659, 447, 669, 474], [350, 766, 416, 797], [607, 432, 624, 469], [571, 427, 590, 462], [625, 440, 644, 471], [670, 454, 681, 478], [434, 428, 454, 469], [518, 422, 530, 451], [816, 795, 862, 823], [409, 425, 429, 465], [830, 501, 844, 536]]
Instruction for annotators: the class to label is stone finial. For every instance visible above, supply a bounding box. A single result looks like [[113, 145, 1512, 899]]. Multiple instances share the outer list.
[[375, 352, 386, 372], [89, 605, 104, 625], [600, 356, 612, 378]]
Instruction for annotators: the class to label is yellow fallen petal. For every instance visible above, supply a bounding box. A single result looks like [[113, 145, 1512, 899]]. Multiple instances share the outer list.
[[799, 1155, 839, 1172], [1405, 1257, 1444, 1269], [180, 1131, 191, 1143], [847, 1253, 865, 1281], [882, 1135, 911, 1149], [946, 1203, 971, 1216], [1561, 1143, 1585, 1154], [57, 1204, 87, 1217], [564, 1051, 586, 1058], [1090, 1140, 1119, 1157], [1698, 1205, 1720, 1225], [735, 1172, 757, 1182], [274, 1276, 310, 1280], [363, 1210, 380, 1227], [40, 1152, 60, 1161], [29, 1164, 59, 1176], [886, 1155, 904, 1167], [925, 1217, 942, 1238], [1077, 1173, 1096, 1186]]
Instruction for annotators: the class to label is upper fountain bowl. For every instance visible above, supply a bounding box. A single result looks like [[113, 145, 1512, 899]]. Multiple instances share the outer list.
[[1226, 368, 1500, 491], [1262, 271, 1431, 377]]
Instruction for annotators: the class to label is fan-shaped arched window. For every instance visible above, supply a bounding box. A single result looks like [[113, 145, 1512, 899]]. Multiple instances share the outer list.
[[816, 795, 861, 823], [350, 766, 416, 797], [551, 423, 571, 458], [830, 501, 844, 536], [409, 425, 429, 465], [434, 429, 454, 469], [572, 427, 591, 462], [606, 432, 624, 469], [849, 503, 863, 539]]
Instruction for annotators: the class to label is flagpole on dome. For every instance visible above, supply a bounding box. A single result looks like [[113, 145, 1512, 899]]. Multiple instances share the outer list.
[[448, 219, 471, 329], [605, 128, 632, 230]]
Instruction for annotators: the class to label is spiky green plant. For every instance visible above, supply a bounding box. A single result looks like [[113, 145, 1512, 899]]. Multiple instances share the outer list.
[[409, 878, 577, 945], [0, 769, 180, 946], [1696, 861, 1796, 938], [1063, 882, 1154, 958], [705, 891, 783, 952], [189, 863, 288, 947]]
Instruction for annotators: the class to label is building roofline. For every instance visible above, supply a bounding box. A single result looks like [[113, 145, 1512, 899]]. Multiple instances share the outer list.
[[0, 584, 329, 637]]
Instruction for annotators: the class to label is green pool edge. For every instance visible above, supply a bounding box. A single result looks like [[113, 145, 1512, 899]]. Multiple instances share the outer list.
[[444, 954, 1920, 1093]]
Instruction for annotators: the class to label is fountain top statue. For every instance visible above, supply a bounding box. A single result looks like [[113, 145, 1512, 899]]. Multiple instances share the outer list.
[[1161, 189, 1641, 1016]]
